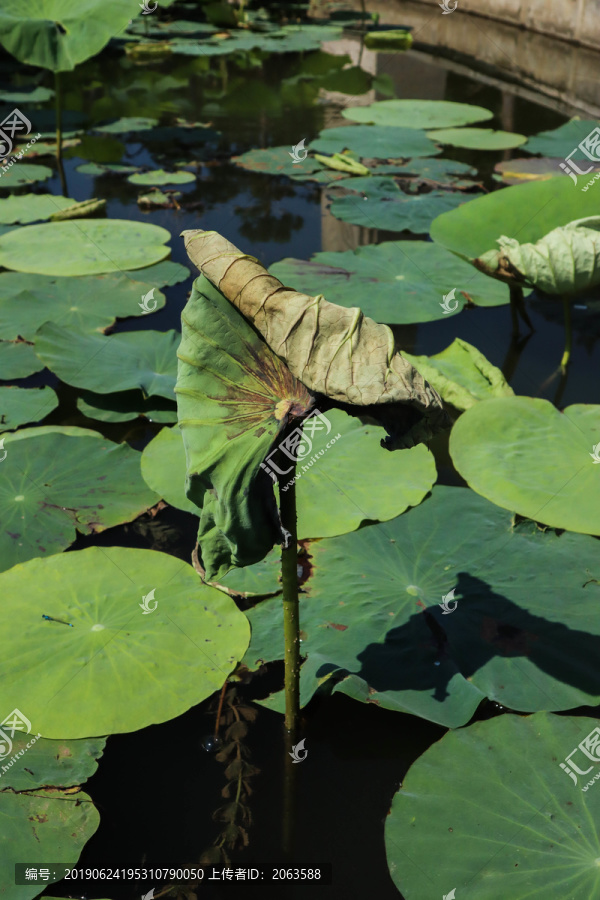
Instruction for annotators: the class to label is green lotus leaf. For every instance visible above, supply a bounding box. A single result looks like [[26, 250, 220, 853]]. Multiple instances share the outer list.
[[450, 397, 600, 534], [232, 146, 324, 179], [93, 116, 159, 134], [309, 125, 441, 159], [138, 189, 182, 209], [524, 118, 600, 159], [217, 547, 282, 597], [182, 230, 448, 449], [243, 485, 600, 726], [269, 242, 508, 324], [0, 734, 105, 791], [390, 156, 477, 186], [0, 0, 142, 72], [49, 198, 106, 221], [492, 216, 600, 295], [143, 409, 435, 535], [0, 272, 168, 340], [0, 194, 77, 225], [426, 127, 527, 150], [0, 220, 171, 276], [328, 177, 482, 234], [362, 29, 412, 50], [75, 162, 142, 175], [0, 87, 54, 103], [0, 386, 58, 431], [33, 325, 179, 399], [128, 169, 196, 185], [430, 176, 600, 262], [0, 546, 250, 737], [494, 156, 570, 184], [343, 99, 493, 129], [386, 712, 600, 898], [0, 164, 52, 190], [1, 791, 99, 900], [0, 426, 159, 572], [77, 389, 177, 424], [403, 339, 514, 411], [0, 341, 43, 379]]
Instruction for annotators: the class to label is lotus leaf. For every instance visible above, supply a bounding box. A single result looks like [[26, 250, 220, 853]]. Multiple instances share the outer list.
[[128, 169, 196, 185], [244, 485, 600, 725], [328, 177, 482, 234], [0, 194, 76, 225], [269, 242, 508, 325], [0, 425, 159, 572], [232, 146, 324, 179], [524, 118, 600, 159], [403, 339, 514, 411], [0, 546, 250, 737], [310, 125, 440, 159], [0, 340, 44, 379], [0, 87, 54, 103], [386, 712, 600, 899], [494, 157, 571, 184], [49, 198, 106, 221], [482, 216, 600, 295], [362, 29, 413, 50], [0, 790, 99, 900], [182, 230, 448, 448], [0, 220, 171, 276], [93, 117, 159, 134], [449, 397, 600, 534], [430, 176, 600, 262], [0, 163, 52, 189], [426, 127, 527, 150], [33, 325, 179, 399], [0, 734, 105, 791], [78, 390, 177, 424], [343, 99, 493, 129], [0, 386, 58, 431], [0, 0, 142, 72]]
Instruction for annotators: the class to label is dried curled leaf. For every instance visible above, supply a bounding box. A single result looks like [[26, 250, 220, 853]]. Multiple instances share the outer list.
[[181, 229, 449, 449]]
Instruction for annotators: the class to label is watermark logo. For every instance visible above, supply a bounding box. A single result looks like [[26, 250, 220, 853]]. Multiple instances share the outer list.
[[261, 409, 332, 482], [0, 438, 6, 462], [560, 126, 600, 189], [590, 443, 600, 464], [289, 738, 308, 763], [559, 725, 600, 790], [0, 109, 32, 159], [440, 288, 458, 314], [139, 288, 158, 313], [439, 588, 458, 614], [139, 589, 157, 615], [439, 0, 457, 12], [289, 139, 308, 163], [139, 0, 158, 13], [443, 891, 456, 900], [142, 890, 155, 900], [0, 709, 32, 761]]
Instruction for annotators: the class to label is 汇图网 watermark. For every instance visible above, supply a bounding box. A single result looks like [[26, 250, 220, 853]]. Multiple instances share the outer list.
[[260, 409, 341, 491], [560, 125, 600, 190], [0, 708, 41, 778], [559, 725, 600, 791]]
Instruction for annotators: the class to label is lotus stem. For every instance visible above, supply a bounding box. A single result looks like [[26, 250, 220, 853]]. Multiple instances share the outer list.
[[54, 71, 67, 197], [278, 461, 300, 856], [509, 286, 534, 337], [560, 296, 572, 370]]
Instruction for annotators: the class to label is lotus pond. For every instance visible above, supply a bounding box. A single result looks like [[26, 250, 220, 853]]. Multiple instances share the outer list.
[[1, 1, 600, 899]]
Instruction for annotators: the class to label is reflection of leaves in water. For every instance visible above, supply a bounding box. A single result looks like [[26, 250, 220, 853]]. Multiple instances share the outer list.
[[235, 175, 310, 243]]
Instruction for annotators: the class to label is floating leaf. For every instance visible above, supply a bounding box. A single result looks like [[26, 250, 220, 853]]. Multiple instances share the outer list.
[[269, 241, 508, 325], [0, 426, 159, 572], [524, 118, 600, 159], [34, 326, 179, 399], [0, 386, 58, 431], [363, 29, 412, 50], [449, 397, 600, 535], [0, 340, 43, 379], [0, 735, 105, 791], [0, 546, 250, 737], [494, 156, 569, 184], [343, 99, 493, 129], [328, 177, 482, 234], [0, 194, 76, 225], [0, 220, 171, 276], [0, 87, 54, 103], [128, 169, 196, 185], [391, 156, 477, 186], [49, 198, 106, 221], [403, 339, 514, 411], [426, 127, 527, 150], [310, 125, 440, 159], [386, 712, 600, 898], [93, 116, 159, 134], [77, 390, 177, 424], [75, 162, 142, 175], [244, 485, 600, 725], [0, 163, 52, 189], [232, 146, 324, 179], [0, 0, 140, 71]]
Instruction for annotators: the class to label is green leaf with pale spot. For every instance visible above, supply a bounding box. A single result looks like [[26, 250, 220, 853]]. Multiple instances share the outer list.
[[0, 426, 159, 572], [450, 397, 600, 534], [403, 339, 514, 411], [0, 386, 58, 431], [0, 220, 171, 276], [386, 712, 600, 899], [0, 546, 250, 737], [244, 485, 600, 726], [343, 99, 493, 129], [34, 325, 179, 399]]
